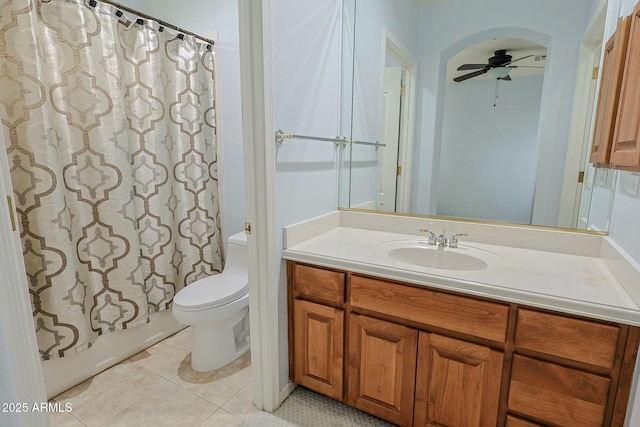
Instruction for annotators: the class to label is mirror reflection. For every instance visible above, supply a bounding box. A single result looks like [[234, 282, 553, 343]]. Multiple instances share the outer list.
[[439, 39, 546, 224], [341, 0, 620, 232]]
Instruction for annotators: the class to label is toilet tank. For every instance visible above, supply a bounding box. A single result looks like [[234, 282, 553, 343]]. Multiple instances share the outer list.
[[224, 231, 247, 277]]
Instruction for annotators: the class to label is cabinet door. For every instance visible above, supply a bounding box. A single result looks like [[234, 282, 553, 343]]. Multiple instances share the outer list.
[[612, 4, 640, 167], [293, 299, 344, 400], [591, 16, 631, 165], [347, 314, 417, 426], [414, 333, 503, 427]]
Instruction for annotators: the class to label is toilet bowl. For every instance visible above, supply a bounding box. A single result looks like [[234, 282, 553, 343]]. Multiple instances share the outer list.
[[172, 231, 250, 372]]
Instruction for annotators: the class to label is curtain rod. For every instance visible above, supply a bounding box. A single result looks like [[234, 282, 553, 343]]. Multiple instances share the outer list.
[[86, 0, 216, 47]]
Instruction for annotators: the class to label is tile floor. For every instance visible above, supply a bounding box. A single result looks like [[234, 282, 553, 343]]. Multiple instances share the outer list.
[[48, 327, 252, 427]]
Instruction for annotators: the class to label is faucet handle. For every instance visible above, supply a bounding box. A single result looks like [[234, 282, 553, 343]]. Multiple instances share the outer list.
[[448, 233, 468, 248], [419, 228, 437, 245]]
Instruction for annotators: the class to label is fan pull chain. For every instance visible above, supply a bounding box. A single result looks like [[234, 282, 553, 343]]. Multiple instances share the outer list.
[[494, 79, 499, 107]]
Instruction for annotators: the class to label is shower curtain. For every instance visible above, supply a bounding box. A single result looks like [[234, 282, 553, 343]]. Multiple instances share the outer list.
[[0, 0, 223, 359]]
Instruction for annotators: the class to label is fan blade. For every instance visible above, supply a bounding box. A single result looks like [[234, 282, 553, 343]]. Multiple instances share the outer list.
[[457, 63, 488, 71], [508, 65, 545, 69], [505, 54, 533, 65], [499, 75, 512, 81], [453, 69, 487, 82]]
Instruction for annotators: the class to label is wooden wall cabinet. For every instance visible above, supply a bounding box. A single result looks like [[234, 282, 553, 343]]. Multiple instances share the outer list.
[[611, 5, 640, 168], [590, 16, 631, 165], [287, 261, 640, 426]]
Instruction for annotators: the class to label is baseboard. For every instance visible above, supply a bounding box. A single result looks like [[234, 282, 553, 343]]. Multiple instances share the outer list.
[[278, 381, 297, 406]]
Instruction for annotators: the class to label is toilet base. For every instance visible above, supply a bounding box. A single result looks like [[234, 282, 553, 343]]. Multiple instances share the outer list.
[[191, 305, 250, 372]]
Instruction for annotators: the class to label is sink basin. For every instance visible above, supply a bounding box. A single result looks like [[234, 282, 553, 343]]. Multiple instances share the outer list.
[[388, 247, 488, 271], [376, 240, 505, 271]]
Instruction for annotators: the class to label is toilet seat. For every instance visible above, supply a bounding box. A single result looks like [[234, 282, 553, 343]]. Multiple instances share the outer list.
[[173, 273, 248, 312]]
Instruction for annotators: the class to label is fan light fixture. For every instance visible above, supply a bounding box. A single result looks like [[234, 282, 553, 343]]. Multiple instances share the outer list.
[[487, 67, 511, 79]]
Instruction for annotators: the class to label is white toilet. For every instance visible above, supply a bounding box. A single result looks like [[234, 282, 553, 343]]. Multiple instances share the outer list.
[[172, 231, 250, 372]]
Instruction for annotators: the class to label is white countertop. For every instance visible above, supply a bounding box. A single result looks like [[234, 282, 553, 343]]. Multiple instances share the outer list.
[[283, 212, 640, 326]]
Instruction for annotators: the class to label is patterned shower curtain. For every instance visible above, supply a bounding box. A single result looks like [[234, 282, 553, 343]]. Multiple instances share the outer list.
[[0, 0, 223, 359]]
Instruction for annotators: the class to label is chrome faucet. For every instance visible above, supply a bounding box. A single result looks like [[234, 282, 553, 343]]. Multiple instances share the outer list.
[[418, 228, 437, 245], [419, 228, 468, 248], [436, 231, 448, 247]]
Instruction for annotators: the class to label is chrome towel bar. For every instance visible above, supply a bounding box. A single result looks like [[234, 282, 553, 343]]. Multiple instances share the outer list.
[[275, 129, 385, 148]]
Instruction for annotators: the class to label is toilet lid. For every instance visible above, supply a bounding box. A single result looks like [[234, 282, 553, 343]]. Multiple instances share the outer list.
[[173, 272, 248, 311]]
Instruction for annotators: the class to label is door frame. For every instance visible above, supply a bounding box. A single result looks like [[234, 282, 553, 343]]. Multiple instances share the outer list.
[[0, 118, 49, 425], [237, 0, 282, 411]]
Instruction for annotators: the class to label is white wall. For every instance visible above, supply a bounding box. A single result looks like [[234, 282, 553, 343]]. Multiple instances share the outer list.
[[271, 0, 344, 389], [438, 75, 543, 223], [350, 0, 420, 142], [609, 178, 640, 264], [348, 0, 420, 207], [117, 0, 146, 10], [120, 0, 247, 245], [586, 169, 617, 232], [414, 0, 589, 227], [620, 0, 639, 16]]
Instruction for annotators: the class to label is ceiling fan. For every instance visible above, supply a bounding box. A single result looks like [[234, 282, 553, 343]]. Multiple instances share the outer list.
[[453, 49, 544, 82]]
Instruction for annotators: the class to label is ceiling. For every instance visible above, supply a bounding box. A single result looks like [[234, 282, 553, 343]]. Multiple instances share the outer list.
[[446, 38, 547, 83]]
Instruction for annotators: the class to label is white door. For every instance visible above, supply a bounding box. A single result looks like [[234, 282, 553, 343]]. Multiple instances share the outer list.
[[576, 42, 604, 228], [378, 65, 402, 212]]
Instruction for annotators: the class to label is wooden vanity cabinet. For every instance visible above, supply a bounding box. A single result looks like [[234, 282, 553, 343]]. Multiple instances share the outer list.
[[611, 3, 640, 168], [348, 274, 508, 426], [287, 261, 640, 426]]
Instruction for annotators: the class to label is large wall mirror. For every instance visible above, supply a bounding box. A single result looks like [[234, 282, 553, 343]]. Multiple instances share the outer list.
[[339, 0, 622, 233]]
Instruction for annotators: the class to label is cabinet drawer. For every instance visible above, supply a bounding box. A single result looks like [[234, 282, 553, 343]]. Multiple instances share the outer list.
[[293, 264, 345, 304], [350, 275, 509, 343], [515, 308, 620, 369], [508, 355, 610, 426], [505, 415, 543, 427]]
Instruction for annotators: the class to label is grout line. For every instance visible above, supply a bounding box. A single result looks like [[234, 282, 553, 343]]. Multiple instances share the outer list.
[[217, 377, 252, 408], [95, 380, 207, 427], [197, 408, 243, 427], [97, 379, 169, 427], [220, 382, 254, 418], [53, 326, 252, 427]]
